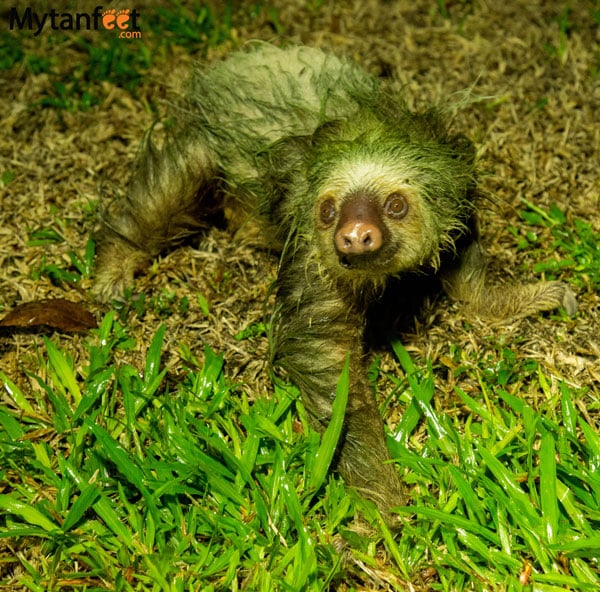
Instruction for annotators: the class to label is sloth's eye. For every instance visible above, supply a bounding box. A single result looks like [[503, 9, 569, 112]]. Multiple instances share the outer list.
[[319, 198, 336, 225], [384, 192, 409, 219]]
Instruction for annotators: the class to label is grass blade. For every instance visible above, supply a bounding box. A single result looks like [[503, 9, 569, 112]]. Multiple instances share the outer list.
[[539, 429, 558, 544], [58, 455, 135, 548], [61, 481, 101, 532], [395, 505, 501, 546], [44, 337, 81, 405], [447, 465, 487, 525], [478, 447, 540, 528], [391, 341, 435, 445], [0, 495, 59, 532], [1, 372, 34, 413], [555, 479, 595, 536], [73, 367, 113, 421], [560, 382, 578, 437], [86, 421, 148, 496], [0, 406, 25, 439], [142, 323, 166, 398], [307, 354, 349, 492]]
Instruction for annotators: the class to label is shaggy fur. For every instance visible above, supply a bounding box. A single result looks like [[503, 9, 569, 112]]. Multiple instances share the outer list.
[[93, 43, 576, 523]]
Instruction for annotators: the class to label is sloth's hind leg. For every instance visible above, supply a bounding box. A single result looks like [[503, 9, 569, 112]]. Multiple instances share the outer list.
[[93, 131, 219, 302]]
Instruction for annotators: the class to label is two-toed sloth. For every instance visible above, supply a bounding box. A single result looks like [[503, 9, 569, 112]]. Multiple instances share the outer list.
[[93, 44, 576, 523]]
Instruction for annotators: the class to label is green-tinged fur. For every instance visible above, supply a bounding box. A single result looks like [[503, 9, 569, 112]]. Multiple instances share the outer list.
[[93, 43, 576, 524]]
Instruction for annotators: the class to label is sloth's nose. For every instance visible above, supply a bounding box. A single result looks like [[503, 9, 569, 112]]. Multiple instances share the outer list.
[[335, 221, 382, 255]]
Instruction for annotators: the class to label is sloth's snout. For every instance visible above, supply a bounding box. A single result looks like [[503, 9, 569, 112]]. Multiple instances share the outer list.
[[335, 221, 382, 255]]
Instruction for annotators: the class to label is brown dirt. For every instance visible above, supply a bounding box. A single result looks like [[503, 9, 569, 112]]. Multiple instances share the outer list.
[[1, 0, 599, 516]]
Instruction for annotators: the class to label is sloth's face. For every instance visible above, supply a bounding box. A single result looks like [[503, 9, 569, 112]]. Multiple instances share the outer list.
[[313, 158, 442, 284]]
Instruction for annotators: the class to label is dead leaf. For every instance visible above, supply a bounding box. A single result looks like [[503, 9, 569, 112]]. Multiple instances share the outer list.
[[0, 299, 97, 333]]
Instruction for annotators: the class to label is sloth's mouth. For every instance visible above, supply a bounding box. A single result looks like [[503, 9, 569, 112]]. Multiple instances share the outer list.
[[337, 251, 393, 272], [339, 254, 369, 269], [338, 255, 352, 269]]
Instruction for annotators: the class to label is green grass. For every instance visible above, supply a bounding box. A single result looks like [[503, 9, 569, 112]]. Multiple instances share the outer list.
[[389, 341, 600, 590], [1, 2, 245, 112], [543, 3, 573, 66], [28, 231, 95, 288], [0, 315, 357, 590], [1, 314, 599, 590], [148, 2, 237, 48], [510, 199, 600, 292], [542, 2, 600, 72]]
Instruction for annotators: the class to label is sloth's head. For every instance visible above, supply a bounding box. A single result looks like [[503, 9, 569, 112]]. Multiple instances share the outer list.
[[313, 162, 440, 284], [309, 119, 476, 286]]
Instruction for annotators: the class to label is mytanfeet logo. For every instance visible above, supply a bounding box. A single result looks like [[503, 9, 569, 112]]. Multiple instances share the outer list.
[[8, 6, 141, 38]]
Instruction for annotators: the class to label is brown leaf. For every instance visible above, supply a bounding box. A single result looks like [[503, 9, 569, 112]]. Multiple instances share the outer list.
[[0, 299, 97, 333]]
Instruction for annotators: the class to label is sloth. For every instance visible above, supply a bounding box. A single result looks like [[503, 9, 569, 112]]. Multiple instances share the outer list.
[[93, 43, 576, 523]]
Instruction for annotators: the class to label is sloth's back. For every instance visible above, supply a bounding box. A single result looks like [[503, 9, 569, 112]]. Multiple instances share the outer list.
[[183, 44, 379, 176]]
